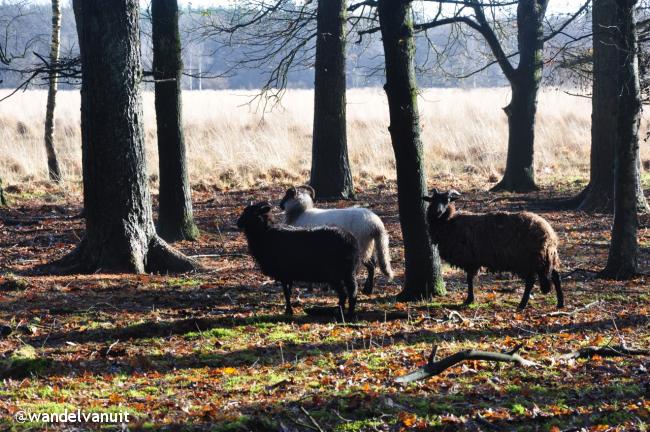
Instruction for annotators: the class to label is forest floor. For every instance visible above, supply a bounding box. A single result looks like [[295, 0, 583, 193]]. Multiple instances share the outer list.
[[0, 176, 649, 431]]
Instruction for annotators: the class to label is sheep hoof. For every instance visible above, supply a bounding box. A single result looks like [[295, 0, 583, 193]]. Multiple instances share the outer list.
[[285, 308, 294, 316], [462, 299, 474, 306]]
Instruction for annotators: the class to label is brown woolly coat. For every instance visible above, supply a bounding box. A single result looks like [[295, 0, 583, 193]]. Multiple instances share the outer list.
[[427, 205, 560, 279]]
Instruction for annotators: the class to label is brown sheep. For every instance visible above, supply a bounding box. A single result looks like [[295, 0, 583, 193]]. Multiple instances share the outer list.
[[423, 189, 564, 310]]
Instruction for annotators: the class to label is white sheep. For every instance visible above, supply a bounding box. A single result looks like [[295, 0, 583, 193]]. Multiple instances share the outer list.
[[279, 185, 394, 294]]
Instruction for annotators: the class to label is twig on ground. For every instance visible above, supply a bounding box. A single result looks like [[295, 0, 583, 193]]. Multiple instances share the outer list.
[[286, 414, 320, 432], [562, 268, 598, 279], [395, 343, 537, 383], [300, 406, 325, 432], [559, 345, 649, 360], [545, 300, 601, 317], [189, 253, 247, 259]]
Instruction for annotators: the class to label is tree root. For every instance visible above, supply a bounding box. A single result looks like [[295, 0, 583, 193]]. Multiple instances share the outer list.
[[559, 345, 649, 360], [35, 235, 200, 275], [395, 344, 536, 383], [146, 236, 200, 273]]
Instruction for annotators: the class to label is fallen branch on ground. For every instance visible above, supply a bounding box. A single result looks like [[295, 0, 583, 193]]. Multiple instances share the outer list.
[[395, 344, 537, 383], [300, 406, 325, 432], [545, 300, 601, 317], [562, 268, 598, 279], [560, 345, 649, 360]]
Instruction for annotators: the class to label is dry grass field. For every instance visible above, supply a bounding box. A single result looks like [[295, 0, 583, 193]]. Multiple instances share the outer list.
[[2, 87, 646, 190]]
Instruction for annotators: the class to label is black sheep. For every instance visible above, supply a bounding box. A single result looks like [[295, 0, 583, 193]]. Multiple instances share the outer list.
[[237, 201, 361, 318], [423, 189, 564, 310]]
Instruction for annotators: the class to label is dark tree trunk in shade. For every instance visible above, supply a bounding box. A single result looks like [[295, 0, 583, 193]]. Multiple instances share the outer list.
[[576, 0, 648, 212], [602, 0, 642, 279], [378, 0, 445, 300], [491, 0, 546, 193], [309, 0, 354, 200], [48, 0, 197, 274], [152, 0, 199, 241], [0, 178, 6, 206]]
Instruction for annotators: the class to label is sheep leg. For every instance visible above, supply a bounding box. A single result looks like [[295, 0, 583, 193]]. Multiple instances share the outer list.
[[552, 270, 564, 308], [464, 270, 477, 305], [344, 274, 359, 320], [331, 282, 347, 321], [362, 257, 376, 295], [517, 277, 535, 310], [282, 282, 293, 315], [538, 271, 552, 294]]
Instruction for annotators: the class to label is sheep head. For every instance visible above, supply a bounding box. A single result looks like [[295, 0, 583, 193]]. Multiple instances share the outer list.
[[237, 201, 273, 230], [279, 185, 315, 210], [423, 189, 461, 219]]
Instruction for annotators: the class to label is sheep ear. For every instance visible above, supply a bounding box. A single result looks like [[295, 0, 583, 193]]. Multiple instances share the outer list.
[[287, 187, 296, 196], [430, 188, 439, 196], [304, 185, 315, 198], [422, 196, 433, 202], [448, 189, 461, 201]]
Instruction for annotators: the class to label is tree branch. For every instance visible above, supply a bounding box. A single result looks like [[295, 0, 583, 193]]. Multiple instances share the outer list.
[[560, 345, 649, 360], [542, 0, 591, 42], [395, 344, 536, 383]]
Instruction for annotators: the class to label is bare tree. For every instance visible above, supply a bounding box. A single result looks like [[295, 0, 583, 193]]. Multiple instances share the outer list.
[[43, 0, 62, 182], [409, 0, 590, 192], [378, 0, 445, 300], [601, 0, 643, 279], [47, 0, 197, 274], [152, 0, 199, 242], [194, 1, 359, 198]]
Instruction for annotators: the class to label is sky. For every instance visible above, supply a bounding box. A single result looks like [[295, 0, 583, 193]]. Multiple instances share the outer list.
[[35, 0, 588, 14]]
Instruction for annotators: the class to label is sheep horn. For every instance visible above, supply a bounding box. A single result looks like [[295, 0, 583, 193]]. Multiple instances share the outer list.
[[448, 189, 461, 201], [303, 185, 316, 198]]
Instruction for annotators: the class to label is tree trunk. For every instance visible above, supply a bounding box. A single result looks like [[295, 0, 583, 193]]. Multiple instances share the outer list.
[[577, 0, 617, 211], [49, 0, 197, 274], [493, 79, 539, 192], [575, 0, 648, 212], [0, 178, 6, 206], [492, 0, 546, 193], [309, 0, 354, 200], [378, 0, 445, 300], [602, 0, 641, 279], [152, 0, 199, 242], [43, 0, 62, 182]]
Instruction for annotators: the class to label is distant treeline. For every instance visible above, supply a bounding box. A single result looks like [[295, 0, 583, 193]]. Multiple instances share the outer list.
[[0, 2, 583, 90]]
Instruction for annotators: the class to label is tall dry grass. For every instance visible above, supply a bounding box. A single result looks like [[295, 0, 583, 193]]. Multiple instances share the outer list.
[[0, 87, 646, 189]]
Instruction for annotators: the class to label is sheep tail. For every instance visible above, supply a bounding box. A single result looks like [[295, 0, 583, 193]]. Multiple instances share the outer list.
[[374, 226, 394, 280]]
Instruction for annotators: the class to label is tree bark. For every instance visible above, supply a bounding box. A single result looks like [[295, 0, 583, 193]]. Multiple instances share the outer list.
[[309, 0, 354, 200], [601, 0, 641, 279], [378, 0, 445, 300], [576, 0, 648, 212], [48, 0, 197, 274], [43, 0, 62, 183], [152, 0, 199, 241], [491, 0, 546, 193], [0, 178, 6, 206]]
